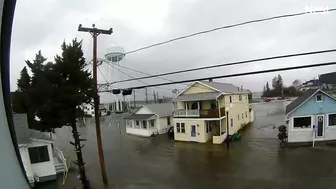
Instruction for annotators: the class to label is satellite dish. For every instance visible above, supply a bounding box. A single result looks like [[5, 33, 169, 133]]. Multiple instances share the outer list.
[[105, 45, 125, 63]]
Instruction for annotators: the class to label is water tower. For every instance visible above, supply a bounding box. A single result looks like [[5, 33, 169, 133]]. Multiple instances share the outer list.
[[104, 45, 130, 113]]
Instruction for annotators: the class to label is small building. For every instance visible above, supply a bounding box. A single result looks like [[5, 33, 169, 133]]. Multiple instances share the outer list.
[[82, 103, 109, 117], [285, 89, 336, 143], [172, 81, 253, 144], [13, 114, 66, 186], [123, 103, 173, 137]]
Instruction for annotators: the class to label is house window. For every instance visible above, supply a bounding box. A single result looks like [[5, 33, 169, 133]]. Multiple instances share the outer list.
[[316, 94, 322, 102], [293, 116, 312, 129], [238, 115, 240, 120], [245, 111, 247, 118], [135, 120, 140, 128], [181, 123, 185, 133], [142, 121, 147, 129], [206, 122, 211, 133], [230, 118, 233, 127], [242, 113, 244, 119], [329, 114, 336, 126], [150, 120, 155, 127], [176, 123, 181, 133], [28, 146, 50, 164], [239, 95, 242, 101], [167, 117, 171, 125], [229, 96, 232, 103], [91, 107, 94, 110]]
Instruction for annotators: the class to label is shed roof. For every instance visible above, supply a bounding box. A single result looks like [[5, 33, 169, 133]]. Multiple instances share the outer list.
[[13, 114, 52, 145], [124, 114, 155, 120], [172, 92, 221, 102], [143, 103, 174, 117]]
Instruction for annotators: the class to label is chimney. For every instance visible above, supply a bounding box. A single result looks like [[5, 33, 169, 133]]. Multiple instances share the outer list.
[[209, 78, 213, 82]]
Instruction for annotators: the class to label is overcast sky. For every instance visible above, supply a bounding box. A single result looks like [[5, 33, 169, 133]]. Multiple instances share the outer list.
[[10, 0, 336, 102]]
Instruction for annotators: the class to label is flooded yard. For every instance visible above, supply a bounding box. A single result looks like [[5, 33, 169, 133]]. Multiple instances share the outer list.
[[40, 101, 336, 189]]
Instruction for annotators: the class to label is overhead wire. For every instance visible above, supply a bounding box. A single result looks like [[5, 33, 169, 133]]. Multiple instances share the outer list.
[[104, 61, 177, 91], [124, 8, 336, 55], [108, 49, 336, 84], [103, 61, 336, 91]]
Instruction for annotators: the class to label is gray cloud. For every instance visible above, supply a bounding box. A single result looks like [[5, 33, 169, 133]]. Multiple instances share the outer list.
[[10, 0, 336, 102]]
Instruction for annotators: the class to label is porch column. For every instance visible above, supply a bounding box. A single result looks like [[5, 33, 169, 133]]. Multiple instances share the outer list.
[[198, 101, 200, 110], [185, 102, 188, 116], [219, 120, 222, 135], [147, 120, 150, 130]]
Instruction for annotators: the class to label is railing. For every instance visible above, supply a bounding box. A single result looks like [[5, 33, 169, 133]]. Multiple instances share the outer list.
[[174, 108, 226, 118], [54, 147, 67, 171]]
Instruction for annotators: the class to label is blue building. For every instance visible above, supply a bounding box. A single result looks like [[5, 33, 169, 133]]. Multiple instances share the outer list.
[[285, 89, 336, 143]]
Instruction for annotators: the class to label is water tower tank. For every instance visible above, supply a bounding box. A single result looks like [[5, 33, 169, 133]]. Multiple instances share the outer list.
[[105, 45, 125, 63]]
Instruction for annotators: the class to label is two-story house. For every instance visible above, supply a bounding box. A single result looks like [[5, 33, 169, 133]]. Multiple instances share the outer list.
[[172, 81, 253, 144]]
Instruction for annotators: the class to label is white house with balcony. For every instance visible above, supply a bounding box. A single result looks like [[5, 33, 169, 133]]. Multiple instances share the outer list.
[[13, 114, 66, 186], [173, 81, 253, 144], [123, 103, 173, 137]]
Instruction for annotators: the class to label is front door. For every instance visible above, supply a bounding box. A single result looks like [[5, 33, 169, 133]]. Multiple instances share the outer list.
[[191, 125, 197, 142], [316, 115, 324, 137]]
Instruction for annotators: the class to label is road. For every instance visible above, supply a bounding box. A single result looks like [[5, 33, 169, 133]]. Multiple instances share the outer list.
[[39, 101, 336, 189]]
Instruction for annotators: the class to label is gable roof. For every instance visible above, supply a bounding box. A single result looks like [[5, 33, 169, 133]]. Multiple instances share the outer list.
[[200, 81, 250, 94], [144, 103, 174, 117], [285, 89, 336, 115], [13, 114, 52, 145]]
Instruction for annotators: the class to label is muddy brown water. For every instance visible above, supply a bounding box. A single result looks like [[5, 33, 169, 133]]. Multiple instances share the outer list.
[[38, 101, 336, 189]]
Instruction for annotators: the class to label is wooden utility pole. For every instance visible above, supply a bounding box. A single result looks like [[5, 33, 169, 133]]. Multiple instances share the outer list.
[[157, 92, 159, 102], [133, 90, 136, 108], [153, 91, 156, 103], [145, 88, 148, 104], [78, 24, 112, 186]]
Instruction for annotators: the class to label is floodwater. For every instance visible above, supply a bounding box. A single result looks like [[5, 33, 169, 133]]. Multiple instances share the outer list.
[[39, 101, 336, 189]]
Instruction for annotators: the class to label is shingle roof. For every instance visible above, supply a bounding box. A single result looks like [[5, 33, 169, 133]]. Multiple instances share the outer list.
[[285, 89, 318, 115], [124, 114, 155, 120], [144, 103, 174, 117], [13, 114, 52, 145], [319, 72, 336, 84], [172, 92, 221, 102], [200, 81, 250, 94]]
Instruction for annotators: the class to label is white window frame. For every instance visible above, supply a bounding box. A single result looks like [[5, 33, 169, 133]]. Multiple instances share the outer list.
[[150, 120, 155, 128], [176, 123, 181, 133], [229, 96, 232, 103], [316, 94, 323, 102], [238, 115, 240, 120], [292, 115, 313, 131], [181, 123, 186, 133], [327, 113, 336, 127], [245, 111, 247, 118], [230, 118, 233, 127], [239, 95, 242, 101]]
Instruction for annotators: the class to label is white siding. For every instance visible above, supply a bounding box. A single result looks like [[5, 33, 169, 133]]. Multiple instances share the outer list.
[[19, 147, 34, 183], [158, 117, 170, 134], [126, 127, 157, 137], [25, 142, 56, 179]]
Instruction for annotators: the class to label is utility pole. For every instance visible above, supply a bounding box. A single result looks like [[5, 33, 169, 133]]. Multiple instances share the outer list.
[[157, 92, 159, 103], [153, 91, 156, 104], [133, 90, 136, 108], [78, 24, 112, 186], [145, 88, 148, 104]]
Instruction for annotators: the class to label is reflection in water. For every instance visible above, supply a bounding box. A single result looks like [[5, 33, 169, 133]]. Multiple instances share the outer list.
[[41, 101, 336, 189]]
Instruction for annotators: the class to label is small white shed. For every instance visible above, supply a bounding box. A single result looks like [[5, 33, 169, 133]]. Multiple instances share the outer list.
[[124, 103, 174, 137]]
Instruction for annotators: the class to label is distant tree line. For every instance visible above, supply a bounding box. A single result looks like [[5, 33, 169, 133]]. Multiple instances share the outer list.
[[262, 74, 302, 98]]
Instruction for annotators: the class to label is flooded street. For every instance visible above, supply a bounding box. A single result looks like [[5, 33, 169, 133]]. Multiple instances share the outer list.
[[41, 101, 336, 189]]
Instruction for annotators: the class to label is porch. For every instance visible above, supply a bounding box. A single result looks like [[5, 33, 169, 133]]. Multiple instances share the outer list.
[[53, 147, 66, 174], [173, 100, 226, 118], [206, 120, 227, 144]]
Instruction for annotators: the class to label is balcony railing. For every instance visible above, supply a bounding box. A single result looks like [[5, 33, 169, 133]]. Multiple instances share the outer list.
[[174, 107, 226, 118]]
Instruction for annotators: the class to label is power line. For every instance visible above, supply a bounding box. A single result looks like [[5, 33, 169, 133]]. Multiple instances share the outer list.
[[124, 8, 336, 55], [103, 61, 336, 91], [107, 48, 336, 84], [104, 61, 177, 91], [97, 66, 109, 84]]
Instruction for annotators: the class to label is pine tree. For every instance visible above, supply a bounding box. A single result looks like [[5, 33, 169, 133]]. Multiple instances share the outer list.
[[12, 67, 31, 114], [266, 82, 270, 91]]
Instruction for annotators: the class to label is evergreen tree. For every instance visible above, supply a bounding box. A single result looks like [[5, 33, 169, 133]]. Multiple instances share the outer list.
[[12, 67, 31, 113], [266, 81, 270, 91]]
